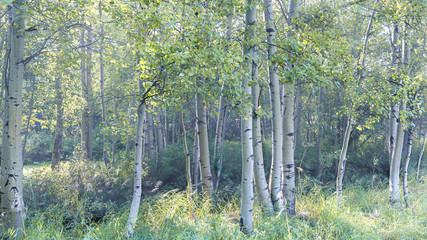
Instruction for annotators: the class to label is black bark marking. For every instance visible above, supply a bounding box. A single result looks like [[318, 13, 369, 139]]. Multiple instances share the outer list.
[[287, 132, 294, 136]]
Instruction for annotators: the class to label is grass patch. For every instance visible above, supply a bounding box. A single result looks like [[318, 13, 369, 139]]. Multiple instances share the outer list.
[[16, 164, 427, 239]]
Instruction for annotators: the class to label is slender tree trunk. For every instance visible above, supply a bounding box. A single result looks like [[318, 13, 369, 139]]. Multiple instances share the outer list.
[[253, 83, 273, 212], [196, 93, 214, 195], [240, 1, 256, 234], [192, 126, 200, 193], [99, 2, 109, 167], [213, 84, 226, 192], [403, 126, 412, 207], [1, 2, 26, 235], [416, 131, 427, 183], [281, 0, 298, 216], [180, 111, 192, 192], [389, 24, 400, 164], [265, 0, 284, 212], [389, 103, 406, 204], [80, 26, 93, 161], [126, 100, 146, 237], [282, 84, 296, 215], [336, 115, 353, 202], [390, 23, 409, 205], [336, 1, 376, 203], [52, 75, 64, 170]]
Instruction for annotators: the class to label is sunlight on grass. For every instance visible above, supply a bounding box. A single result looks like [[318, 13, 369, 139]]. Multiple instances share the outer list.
[[20, 165, 427, 239]]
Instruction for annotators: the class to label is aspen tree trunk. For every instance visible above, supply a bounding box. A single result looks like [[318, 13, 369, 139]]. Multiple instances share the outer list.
[[282, 84, 296, 215], [336, 1, 376, 202], [196, 93, 213, 195], [389, 24, 400, 164], [264, 0, 284, 211], [281, 0, 298, 216], [389, 103, 405, 204], [99, 2, 109, 167], [213, 15, 233, 192], [192, 127, 200, 193], [416, 131, 427, 183], [213, 84, 226, 192], [253, 83, 273, 212], [240, 0, 256, 234], [336, 115, 353, 202], [52, 75, 64, 170], [1, 1, 26, 235], [126, 99, 146, 237], [80, 27, 93, 161], [403, 126, 412, 207], [389, 24, 408, 205], [180, 111, 192, 192]]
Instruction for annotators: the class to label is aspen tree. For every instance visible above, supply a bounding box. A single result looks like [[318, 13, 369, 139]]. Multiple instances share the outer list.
[[336, 0, 377, 202], [196, 93, 214, 195], [1, 0, 26, 235], [252, 50, 273, 211], [213, 15, 233, 192], [264, 0, 284, 211], [416, 131, 427, 183], [240, 0, 256, 234], [389, 23, 409, 205], [282, 0, 298, 215]]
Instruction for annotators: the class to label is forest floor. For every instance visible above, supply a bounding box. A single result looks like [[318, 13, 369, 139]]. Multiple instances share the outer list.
[[13, 164, 427, 239]]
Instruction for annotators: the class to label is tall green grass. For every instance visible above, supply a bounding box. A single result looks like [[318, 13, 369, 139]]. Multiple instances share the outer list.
[[10, 165, 427, 239]]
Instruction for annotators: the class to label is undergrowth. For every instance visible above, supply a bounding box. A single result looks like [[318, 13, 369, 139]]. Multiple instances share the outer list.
[[3, 164, 426, 239]]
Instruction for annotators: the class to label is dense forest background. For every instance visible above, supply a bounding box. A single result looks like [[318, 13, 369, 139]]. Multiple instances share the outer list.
[[0, 0, 426, 239]]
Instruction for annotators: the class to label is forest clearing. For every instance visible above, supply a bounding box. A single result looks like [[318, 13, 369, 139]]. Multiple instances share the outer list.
[[0, 0, 426, 239]]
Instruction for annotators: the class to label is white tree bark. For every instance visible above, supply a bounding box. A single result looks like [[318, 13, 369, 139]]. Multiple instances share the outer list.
[[192, 126, 200, 193], [281, 0, 298, 215], [265, 0, 285, 212], [403, 126, 412, 207], [389, 24, 400, 164], [336, 115, 353, 202], [196, 93, 214, 195], [389, 103, 405, 204], [180, 111, 192, 191], [1, 1, 26, 235], [240, 0, 256, 234], [252, 60, 273, 212], [416, 131, 427, 183], [213, 15, 232, 192], [282, 84, 296, 215], [126, 100, 146, 237]]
